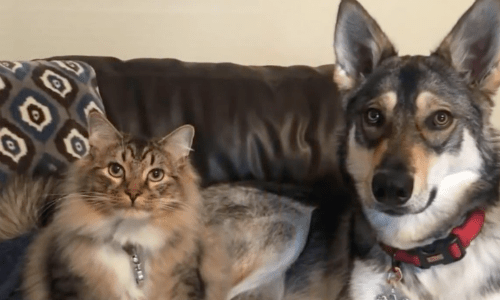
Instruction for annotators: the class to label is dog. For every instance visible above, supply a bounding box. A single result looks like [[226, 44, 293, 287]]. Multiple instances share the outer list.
[[334, 0, 500, 298], [223, 0, 500, 299], [236, 0, 500, 299]]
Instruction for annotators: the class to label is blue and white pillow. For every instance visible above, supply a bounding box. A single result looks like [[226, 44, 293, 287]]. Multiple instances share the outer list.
[[0, 60, 105, 182]]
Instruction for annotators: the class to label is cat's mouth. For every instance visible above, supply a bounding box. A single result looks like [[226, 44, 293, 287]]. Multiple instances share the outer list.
[[113, 197, 144, 210]]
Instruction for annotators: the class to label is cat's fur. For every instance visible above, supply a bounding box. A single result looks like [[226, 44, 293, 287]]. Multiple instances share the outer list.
[[0, 176, 59, 242], [22, 111, 232, 300]]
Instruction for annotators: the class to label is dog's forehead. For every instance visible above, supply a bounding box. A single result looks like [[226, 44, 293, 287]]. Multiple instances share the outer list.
[[352, 55, 472, 113]]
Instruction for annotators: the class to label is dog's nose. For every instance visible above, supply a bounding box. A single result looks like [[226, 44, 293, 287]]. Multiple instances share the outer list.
[[371, 170, 414, 206]]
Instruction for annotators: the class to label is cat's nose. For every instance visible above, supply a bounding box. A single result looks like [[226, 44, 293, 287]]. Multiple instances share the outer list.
[[125, 190, 143, 203]]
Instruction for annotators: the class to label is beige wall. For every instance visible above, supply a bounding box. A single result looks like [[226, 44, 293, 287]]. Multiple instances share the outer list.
[[2, 0, 499, 127]]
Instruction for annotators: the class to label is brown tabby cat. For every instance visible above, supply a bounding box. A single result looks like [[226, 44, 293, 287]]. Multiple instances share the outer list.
[[22, 111, 231, 300]]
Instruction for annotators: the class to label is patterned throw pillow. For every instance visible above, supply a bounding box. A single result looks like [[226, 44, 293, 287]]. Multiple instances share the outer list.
[[0, 60, 105, 182]]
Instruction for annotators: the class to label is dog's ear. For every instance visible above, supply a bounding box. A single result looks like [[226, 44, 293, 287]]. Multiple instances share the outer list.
[[333, 0, 397, 96], [434, 0, 500, 97]]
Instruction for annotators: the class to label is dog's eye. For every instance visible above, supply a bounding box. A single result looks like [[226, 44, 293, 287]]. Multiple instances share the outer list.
[[432, 110, 453, 129], [364, 108, 383, 126], [148, 168, 164, 182], [108, 163, 124, 178]]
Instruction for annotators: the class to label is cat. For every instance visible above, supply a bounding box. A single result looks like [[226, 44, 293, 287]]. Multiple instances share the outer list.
[[21, 111, 232, 300], [0, 111, 316, 300]]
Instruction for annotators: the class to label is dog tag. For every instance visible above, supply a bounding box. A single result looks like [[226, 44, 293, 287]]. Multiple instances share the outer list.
[[376, 267, 410, 300], [387, 266, 403, 284]]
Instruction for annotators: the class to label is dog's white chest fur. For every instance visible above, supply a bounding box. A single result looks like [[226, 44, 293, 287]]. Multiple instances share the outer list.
[[351, 224, 500, 300], [94, 218, 167, 300]]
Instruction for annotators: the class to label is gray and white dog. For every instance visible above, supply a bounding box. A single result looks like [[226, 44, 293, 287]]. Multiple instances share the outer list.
[[335, 0, 500, 299], [237, 0, 500, 299]]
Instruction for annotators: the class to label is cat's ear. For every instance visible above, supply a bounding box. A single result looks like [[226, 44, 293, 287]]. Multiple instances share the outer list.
[[87, 111, 122, 148], [160, 125, 195, 162], [433, 0, 500, 96], [334, 0, 397, 95]]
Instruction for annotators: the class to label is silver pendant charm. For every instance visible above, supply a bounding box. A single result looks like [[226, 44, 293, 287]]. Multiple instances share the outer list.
[[376, 288, 410, 300], [131, 247, 145, 285], [123, 244, 145, 286]]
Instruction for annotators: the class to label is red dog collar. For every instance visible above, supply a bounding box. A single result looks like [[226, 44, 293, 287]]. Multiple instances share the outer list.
[[381, 209, 485, 269]]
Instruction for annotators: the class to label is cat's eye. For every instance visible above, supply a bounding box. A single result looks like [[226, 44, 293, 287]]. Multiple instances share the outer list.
[[364, 108, 384, 126], [108, 163, 124, 178], [148, 168, 164, 182]]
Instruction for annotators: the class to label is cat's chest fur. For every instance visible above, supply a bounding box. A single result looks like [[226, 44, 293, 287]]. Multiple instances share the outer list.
[[94, 217, 167, 300], [106, 217, 167, 251]]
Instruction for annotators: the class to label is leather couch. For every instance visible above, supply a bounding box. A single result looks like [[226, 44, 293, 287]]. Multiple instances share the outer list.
[[1, 56, 355, 299]]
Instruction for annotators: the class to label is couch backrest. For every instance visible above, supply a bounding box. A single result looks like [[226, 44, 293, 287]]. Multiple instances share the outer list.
[[47, 56, 346, 198]]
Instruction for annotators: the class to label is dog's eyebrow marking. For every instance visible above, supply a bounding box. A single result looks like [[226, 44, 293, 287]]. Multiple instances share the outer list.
[[415, 91, 451, 115], [374, 91, 397, 114]]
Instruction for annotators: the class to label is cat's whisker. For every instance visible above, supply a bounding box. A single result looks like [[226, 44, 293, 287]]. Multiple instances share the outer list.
[[160, 201, 187, 212], [67, 192, 121, 201], [38, 195, 117, 215], [77, 192, 114, 197], [38, 199, 64, 215], [43, 193, 70, 196]]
